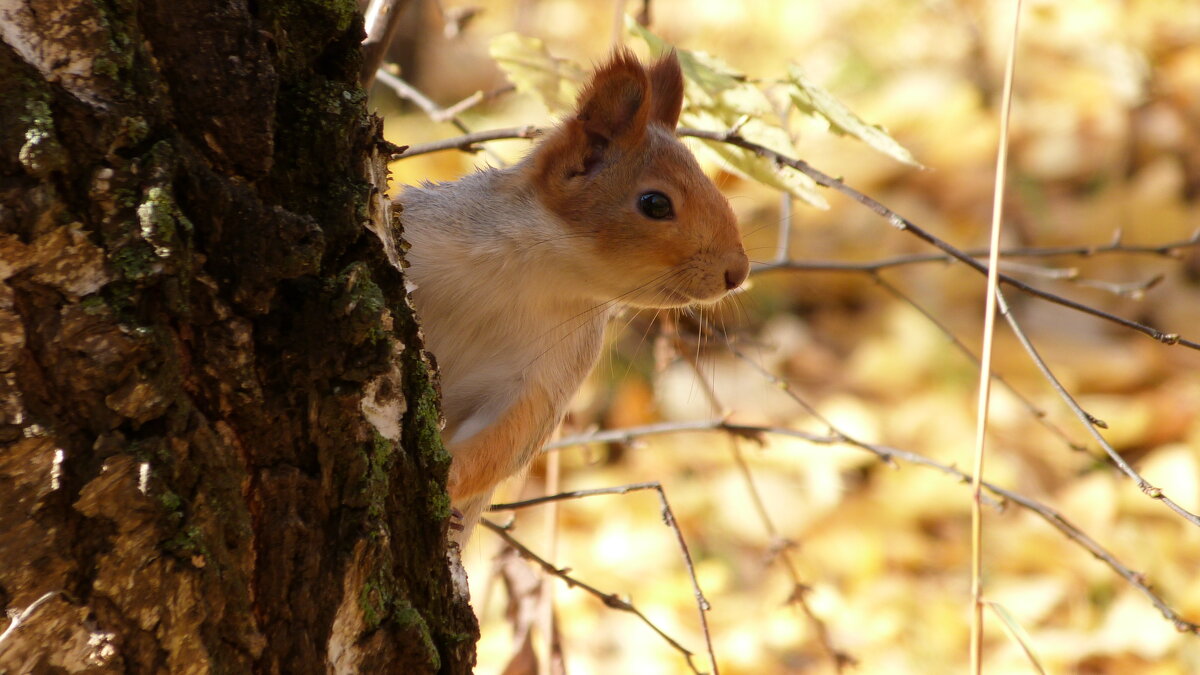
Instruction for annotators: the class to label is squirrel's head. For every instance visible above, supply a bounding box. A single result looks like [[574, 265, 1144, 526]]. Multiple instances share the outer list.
[[530, 49, 749, 308]]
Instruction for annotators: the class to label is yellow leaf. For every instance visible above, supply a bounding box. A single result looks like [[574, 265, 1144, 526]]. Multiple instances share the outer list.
[[786, 64, 922, 168], [489, 32, 586, 115]]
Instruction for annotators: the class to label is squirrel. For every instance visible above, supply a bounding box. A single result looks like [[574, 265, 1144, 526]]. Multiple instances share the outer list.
[[396, 49, 749, 544]]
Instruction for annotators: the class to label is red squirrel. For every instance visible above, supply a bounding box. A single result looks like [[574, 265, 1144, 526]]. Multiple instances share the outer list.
[[397, 50, 749, 544]]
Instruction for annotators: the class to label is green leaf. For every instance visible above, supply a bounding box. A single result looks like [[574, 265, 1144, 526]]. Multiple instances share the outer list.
[[488, 32, 586, 115], [629, 20, 828, 208], [785, 64, 922, 167]]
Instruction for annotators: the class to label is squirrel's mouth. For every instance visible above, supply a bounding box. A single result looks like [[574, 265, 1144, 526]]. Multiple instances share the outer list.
[[650, 286, 718, 308], [657, 285, 698, 304], [625, 286, 692, 308]]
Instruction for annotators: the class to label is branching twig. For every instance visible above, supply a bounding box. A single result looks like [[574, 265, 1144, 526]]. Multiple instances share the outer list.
[[492, 480, 718, 674], [395, 126, 542, 160], [664, 321, 853, 671], [374, 70, 511, 165], [481, 515, 710, 674], [677, 127, 1200, 351], [995, 288, 1200, 527], [492, 481, 663, 511], [870, 274, 1086, 453], [542, 420, 1200, 634]]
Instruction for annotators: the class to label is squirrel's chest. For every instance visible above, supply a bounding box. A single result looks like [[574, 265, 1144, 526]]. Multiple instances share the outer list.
[[425, 302, 608, 447]]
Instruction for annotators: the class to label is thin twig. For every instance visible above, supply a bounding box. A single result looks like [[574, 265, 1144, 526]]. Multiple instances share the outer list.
[[754, 231, 1200, 273], [987, 260, 1164, 298], [374, 70, 510, 165], [995, 288, 1200, 527], [376, 70, 471, 133], [723, 339, 1200, 627], [540, 420, 1200, 634], [435, 85, 517, 122], [494, 480, 719, 675], [665, 321, 853, 671], [871, 275, 1085, 453], [1072, 273, 1164, 298], [676, 127, 1200, 351], [394, 126, 542, 159], [727, 436, 855, 670], [481, 512, 710, 674], [763, 255, 1168, 301], [539, 446, 562, 675], [492, 482, 666, 511]]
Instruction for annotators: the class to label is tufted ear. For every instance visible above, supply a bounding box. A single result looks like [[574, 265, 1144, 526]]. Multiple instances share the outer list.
[[647, 51, 684, 129], [529, 50, 655, 191], [573, 49, 650, 147]]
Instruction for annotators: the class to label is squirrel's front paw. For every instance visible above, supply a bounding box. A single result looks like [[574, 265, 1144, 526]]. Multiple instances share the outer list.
[[449, 507, 465, 532]]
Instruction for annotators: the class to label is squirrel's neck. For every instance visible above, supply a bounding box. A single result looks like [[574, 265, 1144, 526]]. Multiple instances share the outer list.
[[398, 166, 612, 424]]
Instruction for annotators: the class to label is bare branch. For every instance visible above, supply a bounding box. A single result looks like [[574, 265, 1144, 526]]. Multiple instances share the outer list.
[[995, 288, 1200, 528], [541, 420, 1200, 634], [677, 127, 1200, 351], [394, 126, 542, 160], [492, 480, 718, 674], [374, 70, 511, 165], [663, 320, 853, 671], [491, 481, 663, 511], [481, 517, 709, 674], [754, 231, 1200, 274], [870, 274, 1086, 452]]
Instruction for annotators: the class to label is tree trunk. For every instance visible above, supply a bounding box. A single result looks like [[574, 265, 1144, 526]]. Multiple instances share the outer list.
[[0, 0, 476, 672]]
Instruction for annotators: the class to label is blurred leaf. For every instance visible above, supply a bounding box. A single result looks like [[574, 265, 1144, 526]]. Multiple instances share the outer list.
[[629, 20, 828, 208], [682, 110, 827, 208], [986, 601, 1047, 675], [785, 64, 922, 167], [489, 32, 586, 115]]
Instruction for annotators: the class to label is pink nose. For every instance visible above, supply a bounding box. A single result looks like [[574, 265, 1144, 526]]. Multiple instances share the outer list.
[[724, 253, 749, 290]]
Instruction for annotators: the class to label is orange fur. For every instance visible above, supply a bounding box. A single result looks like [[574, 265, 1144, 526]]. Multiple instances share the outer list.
[[446, 385, 554, 501], [647, 52, 684, 128]]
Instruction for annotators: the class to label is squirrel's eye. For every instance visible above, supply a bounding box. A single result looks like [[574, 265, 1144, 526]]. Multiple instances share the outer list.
[[638, 191, 674, 220]]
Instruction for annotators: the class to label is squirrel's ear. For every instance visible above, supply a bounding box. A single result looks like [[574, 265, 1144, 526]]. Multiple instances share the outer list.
[[648, 51, 684, 129], [574, 49, 650, 146]]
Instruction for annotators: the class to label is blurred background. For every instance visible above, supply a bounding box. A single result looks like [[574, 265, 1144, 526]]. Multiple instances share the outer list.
[[372, 1, 1200, 673]]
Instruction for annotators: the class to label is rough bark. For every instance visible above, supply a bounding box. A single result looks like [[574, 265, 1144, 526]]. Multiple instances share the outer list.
[[0, 0, 477, 672]]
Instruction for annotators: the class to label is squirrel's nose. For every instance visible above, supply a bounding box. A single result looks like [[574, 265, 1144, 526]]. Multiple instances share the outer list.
[[724, 253, 750, 290]]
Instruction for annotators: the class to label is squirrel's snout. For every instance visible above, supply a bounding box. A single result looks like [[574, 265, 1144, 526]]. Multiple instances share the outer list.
[[723, 252, 750, 291]]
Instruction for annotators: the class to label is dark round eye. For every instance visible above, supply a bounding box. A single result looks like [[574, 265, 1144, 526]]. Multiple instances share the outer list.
[[638, 191, 674, 220]]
